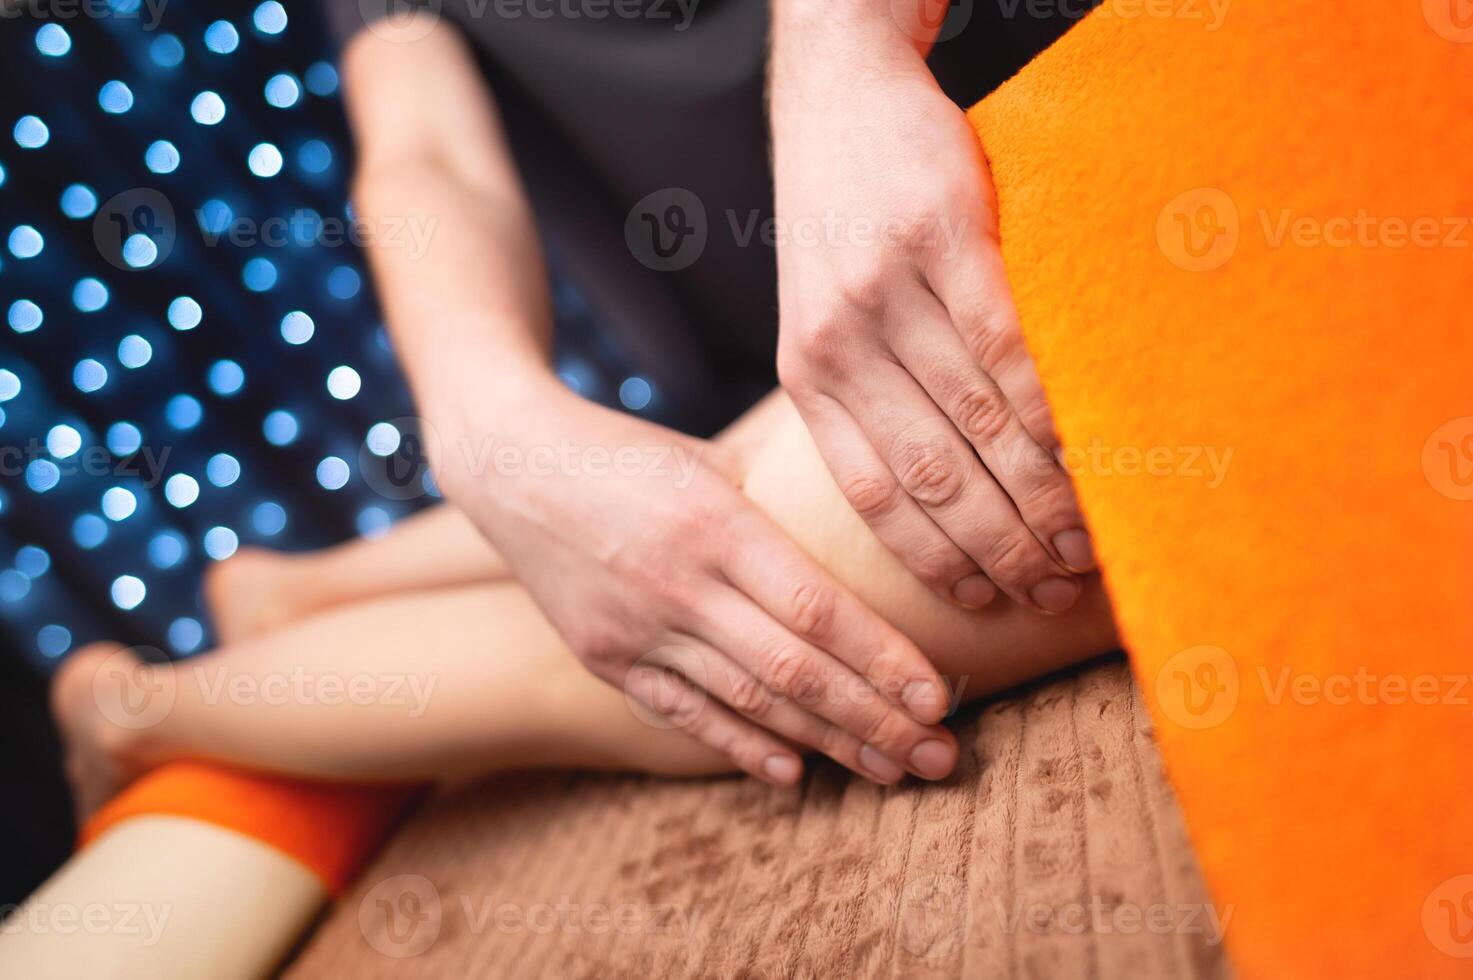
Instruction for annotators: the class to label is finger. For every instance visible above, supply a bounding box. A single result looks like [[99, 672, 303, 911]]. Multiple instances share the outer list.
[[721, 506, 958, 725], [891, 296, 1092, 573], [794, 391, 996, 608], [619, 644, 804, 787], [844, 360, 1082, 613], [642, 640, 893, 784], [925, 223, 1064, 452], [696, 583, 958, 780]]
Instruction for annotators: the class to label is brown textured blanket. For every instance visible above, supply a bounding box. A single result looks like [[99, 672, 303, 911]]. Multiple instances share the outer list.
[[286, 657, 1230, 979]]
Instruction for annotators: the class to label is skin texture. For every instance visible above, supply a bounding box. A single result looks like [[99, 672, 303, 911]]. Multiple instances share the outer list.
[[52, 393, 1118, 816], [770, 0, 1095, 609], [343, 20, 965, 785]]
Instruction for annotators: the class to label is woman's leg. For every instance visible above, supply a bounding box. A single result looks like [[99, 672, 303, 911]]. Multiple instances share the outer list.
[[205, 505, 509, 643], [55, 394, 1117, 811]]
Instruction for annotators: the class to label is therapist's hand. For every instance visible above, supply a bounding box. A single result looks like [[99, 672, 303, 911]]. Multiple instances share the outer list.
[[770, 0, 1094, 613], [431, 378, 958, 788]]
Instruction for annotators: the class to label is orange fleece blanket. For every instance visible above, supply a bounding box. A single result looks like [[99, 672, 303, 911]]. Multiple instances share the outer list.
[[83, 2, 1473, 973], [968, 1, 1473, 975]]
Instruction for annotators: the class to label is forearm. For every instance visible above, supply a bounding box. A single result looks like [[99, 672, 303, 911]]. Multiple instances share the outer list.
[[342, 23, 558, 438]]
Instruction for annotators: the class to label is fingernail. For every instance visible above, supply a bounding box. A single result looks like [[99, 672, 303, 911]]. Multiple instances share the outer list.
[[763, 754, 802, 786], [1052, 528, 1095, 572], [1029, 576, 1081, 613], [858, 744, 905, 783], [952, 574, 997, 609], [908, 739, 956, 780]]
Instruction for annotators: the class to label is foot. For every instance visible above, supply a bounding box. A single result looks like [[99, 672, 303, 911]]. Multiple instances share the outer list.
[[51, 643, 165, 826], [203, 547, 306, 643]]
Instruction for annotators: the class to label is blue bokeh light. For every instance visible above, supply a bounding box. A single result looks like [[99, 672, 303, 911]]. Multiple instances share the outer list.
[[168, 617, 205, 653], [207, 359, 245, 396], [252, 501, 287, 536], [280, 310, 314, 344], [60, 183, 98, 219], [204, 21, 240, 54], [98, 80, 135, 114], [168, 296, 202, 330], [150, 33, 184, 68], [316, 456, 349, 490], [248, 142, 283, 178], [147, 531, 187, 569], [191, 91, 226, 126], [14, 116, 50, 149], [264, 73, 300, 108], [73, 278, 110, 312], [242, 257, 278, 291], [73, 515, 109, 549], [35, 24, 72, 57], [203, 526, 239, 560], [165, 394, 203, 430], [73, 358, 108, 392], [253, 1, 288, 35], [106, 421, 143, 455], [9, 225, 44, 259], [206, 452, 241, 487], [263, 409, 298, 446], [145, 140, 180, 174], [117, 334, 153, 368], [8, 300, 43, 334], [164, 473, 200, 507]]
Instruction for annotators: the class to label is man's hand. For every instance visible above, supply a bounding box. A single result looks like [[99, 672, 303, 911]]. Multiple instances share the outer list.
[[770, 1, 1095, 613], [432, 379, 958, 787]]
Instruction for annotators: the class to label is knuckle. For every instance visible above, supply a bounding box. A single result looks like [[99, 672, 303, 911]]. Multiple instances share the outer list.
[[894, 439, 967, 509], [911, 547, 975, 590], [1014, 472, 1076, 523], [966, 317, 1024, 372], [571, 624, 629, 669], [840, 472, 900, 520], [859, 707, 912, 753], [791, 315, 850, 375], [726, 671, 771, 719], [818, 722, 850, 760], [831, 264, 887, 319], [787, 581, 837, 640], [954, 385, 1012, 446], [982, 533, 1047, 588], [758, 643, 812, 699]]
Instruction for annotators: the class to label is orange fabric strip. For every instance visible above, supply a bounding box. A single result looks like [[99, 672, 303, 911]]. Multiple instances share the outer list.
[[79, 761, 415, 897]]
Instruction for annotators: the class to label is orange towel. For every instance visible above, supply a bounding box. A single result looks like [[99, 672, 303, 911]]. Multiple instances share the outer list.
[[969, 2, 1473, 976]]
